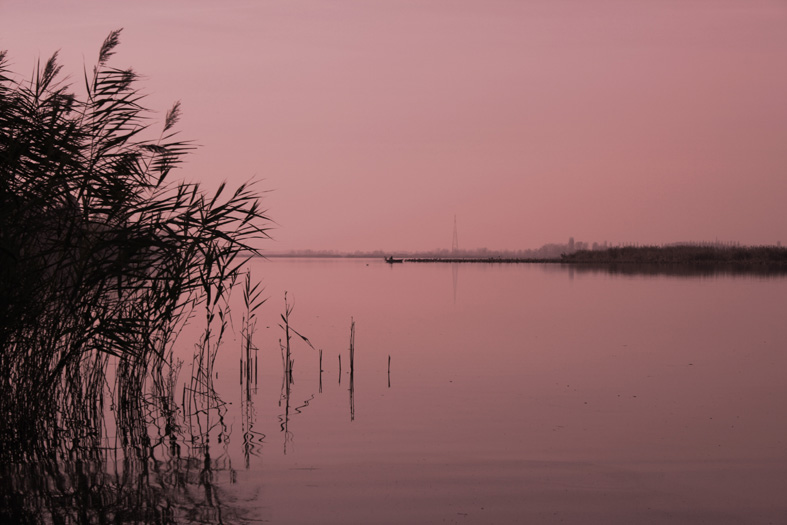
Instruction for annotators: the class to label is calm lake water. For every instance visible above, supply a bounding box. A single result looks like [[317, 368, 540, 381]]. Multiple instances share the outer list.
[[167, 257, 786, 524], [7, 258, 787, 524]]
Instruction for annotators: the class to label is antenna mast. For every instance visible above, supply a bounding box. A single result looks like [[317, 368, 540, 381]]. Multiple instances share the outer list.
[[452, 215, 459, 254]]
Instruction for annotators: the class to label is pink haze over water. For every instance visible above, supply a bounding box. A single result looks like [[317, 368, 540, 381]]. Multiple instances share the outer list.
[[1, 0, 786, 252]]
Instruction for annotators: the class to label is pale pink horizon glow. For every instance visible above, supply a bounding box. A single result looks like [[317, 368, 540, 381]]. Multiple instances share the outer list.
[[2, 0, 786, 252]]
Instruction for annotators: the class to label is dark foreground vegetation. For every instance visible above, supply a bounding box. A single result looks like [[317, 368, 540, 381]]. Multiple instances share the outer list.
[[0, 31, 269, 521]]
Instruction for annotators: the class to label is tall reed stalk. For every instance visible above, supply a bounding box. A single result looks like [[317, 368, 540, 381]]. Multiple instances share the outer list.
[[349, 318, 355, 420], [278, 292, 314, 380]]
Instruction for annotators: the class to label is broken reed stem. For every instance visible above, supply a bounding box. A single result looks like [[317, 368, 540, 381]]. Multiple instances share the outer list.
[[348, 318, 356, 421]]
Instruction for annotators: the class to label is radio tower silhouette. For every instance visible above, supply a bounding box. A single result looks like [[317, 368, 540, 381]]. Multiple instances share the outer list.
[[452, 215, 459, 254]]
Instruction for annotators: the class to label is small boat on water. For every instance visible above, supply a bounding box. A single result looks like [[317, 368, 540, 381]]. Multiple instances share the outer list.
[[384, 256, 403, 264]]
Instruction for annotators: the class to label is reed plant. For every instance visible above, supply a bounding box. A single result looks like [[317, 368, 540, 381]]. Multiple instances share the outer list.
[[0, 31, 270, 456]]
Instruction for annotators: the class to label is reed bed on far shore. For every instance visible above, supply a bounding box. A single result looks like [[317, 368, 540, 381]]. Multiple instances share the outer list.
[[561, 244, 787, 265]]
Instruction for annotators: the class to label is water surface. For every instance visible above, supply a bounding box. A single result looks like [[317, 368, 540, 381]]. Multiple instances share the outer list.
[[7, 258, 787, 524]]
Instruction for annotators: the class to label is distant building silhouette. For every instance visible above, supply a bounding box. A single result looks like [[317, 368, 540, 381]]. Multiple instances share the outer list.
[[568, 237, 575, 252]]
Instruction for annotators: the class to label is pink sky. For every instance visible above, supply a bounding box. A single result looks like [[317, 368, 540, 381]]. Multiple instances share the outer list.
[[2, 1, 786, 252]]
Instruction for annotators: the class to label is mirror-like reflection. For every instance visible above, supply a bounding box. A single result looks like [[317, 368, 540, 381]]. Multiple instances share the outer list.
[[4, 257, 787, 523], [0, 402, 253, 524]]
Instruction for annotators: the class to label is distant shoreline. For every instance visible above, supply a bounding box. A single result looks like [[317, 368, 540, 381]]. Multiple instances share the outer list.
[[401, 257, 562, 263], [407, 246, 787, 266], [258, 245, 787, 266]]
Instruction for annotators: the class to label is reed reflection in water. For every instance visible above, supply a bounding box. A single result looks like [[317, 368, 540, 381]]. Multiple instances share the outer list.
[[0, 411, 259, 524]]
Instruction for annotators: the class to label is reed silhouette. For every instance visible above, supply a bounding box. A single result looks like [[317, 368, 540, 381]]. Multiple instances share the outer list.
[[278, 292, 314, 380], [0, 31, 269, 460]]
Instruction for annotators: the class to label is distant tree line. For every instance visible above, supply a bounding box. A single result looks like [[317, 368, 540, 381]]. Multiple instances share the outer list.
[[561, 244, 787, 265]]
